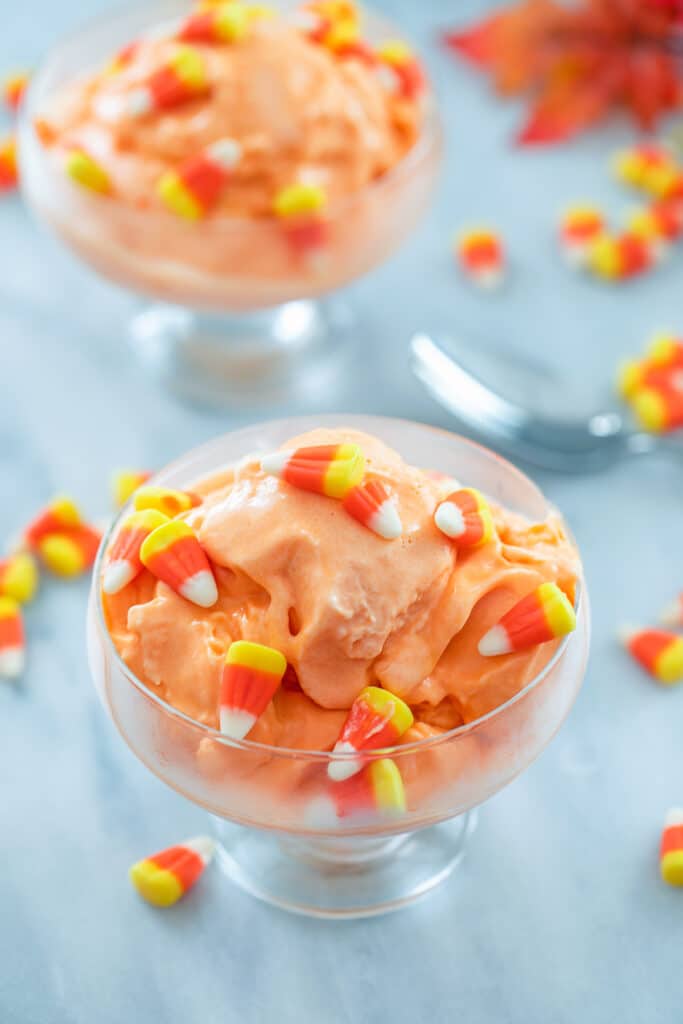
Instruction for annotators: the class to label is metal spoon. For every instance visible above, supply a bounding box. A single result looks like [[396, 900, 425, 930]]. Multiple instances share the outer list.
[[411, 331, 682, 472]]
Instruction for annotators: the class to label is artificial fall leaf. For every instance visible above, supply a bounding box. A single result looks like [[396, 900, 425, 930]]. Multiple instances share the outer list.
[[445, 0, 683, 143]]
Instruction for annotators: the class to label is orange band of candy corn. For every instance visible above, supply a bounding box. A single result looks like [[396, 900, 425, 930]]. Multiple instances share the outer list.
[[330, 758, 406, 819], [660, 810, 683, 886], [219, 640, 287, 739], [434, 487, 494, 548], [625, 628, 683, 683], [261, 443, 365, 499], [103, 509, 170, 594]]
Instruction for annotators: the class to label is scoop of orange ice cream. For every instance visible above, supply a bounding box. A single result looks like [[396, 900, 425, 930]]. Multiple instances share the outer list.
[[43, 12, 421, 217], [102, 428, 579, 745]]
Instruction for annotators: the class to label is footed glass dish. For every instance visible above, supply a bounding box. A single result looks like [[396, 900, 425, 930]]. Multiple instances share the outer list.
[[87, 415, 589, 918], [20, 2, 441, 406]]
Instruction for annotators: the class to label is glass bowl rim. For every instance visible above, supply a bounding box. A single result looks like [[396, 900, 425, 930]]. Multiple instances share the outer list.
[[20, 0, 442, 233], [93, 413, 585, 763]]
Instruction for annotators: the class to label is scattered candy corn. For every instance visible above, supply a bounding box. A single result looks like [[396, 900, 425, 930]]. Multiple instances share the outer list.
[[260, 443, 365, 500], [24, 496, 82, 548], [38, 524, 102, 578], [632, 380, 683, 433], [129, 835, 215, 907], [103, 509, 169, 595], [613, 143, 677, 193], [140, 519, 217, 607], [3, 71, 29, 111], [375, 39, 424, 100], [111, 469, 152, 508], [0, 596, 25, 678], [660, 809, 683, 887], [157, 138, 242, 220], [123, 47, 209, 117], [478, 581, 576, 657], [660, 594, 683, 628], [178, 3, 250, 43], [620, 627, 683, 684], [133, 486, 201, 518], [219, 640, 287, 739], [434, 488, 494, 548], [0, 553, 38, 604], [342, 480, 402, 540], [627, 201, 683, 249], [587, 232, 654, 281], [64, 148, 111, 195], [328, 686, 413, 781], [456, 228, 505, 289], [0, 136, 18, 192], [559, 205, 605, 267]]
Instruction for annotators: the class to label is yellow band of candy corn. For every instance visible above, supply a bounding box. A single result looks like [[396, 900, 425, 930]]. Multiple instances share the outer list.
[[368, 758, 406, 813], [539, 582, 576, 638], [129, 861, 184, 907], [157, 171, 203, 221], [322, 443, 365, 499], [359, 685, 414, 734], [140, 519, 194, 562], [226, 640, 287, 677]]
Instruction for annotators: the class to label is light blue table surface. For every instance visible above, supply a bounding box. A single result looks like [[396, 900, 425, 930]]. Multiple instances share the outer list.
[[2, 2, 682, 1022]]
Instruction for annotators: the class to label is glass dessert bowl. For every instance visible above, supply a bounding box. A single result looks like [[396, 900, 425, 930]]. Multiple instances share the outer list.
[[20, 1, 441, 405], [87, 415, 589, 918]]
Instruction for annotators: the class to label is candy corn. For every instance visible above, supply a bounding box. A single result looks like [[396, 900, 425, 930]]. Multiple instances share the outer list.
[[375, 40, 424, 100], [0, 136, 18, 192], [0, 553, 38, 604], [613, 143, 676, 193], [3, 71, 29, 111], [129, 835, 215, 907], [133, 486, 201, 518], [103, 509, 169, 594], [318, 758, 406, 822], [660, 809, 683, 887], [178, 3, 250, 44], [157, 137, 242, 220], [616, 332, 683, 400], [620, 627, 683, 684], [328, 686, 413, 781], [219, 640, 287, 739], [632, 380, 683, 433], [38, 524, 102, 578], [140, 519, 217, 607], [260, 443, 365, 499], [478, 581, 576, 657], [64, 148, 111, 195], [123, 47, 209, 118], [342, 480, 402, 540], [434, 488, 494, 548], [587, 233, 654, 280], [0, 597, 25, 678], [559, 205, 605, 267], [456, 228, 505, 288], [660, 594, 683, 627], [627, 201, 683, 248], [111, 469, 152, 508], [273, 183, 328, 256], [24, 495, 82, 548]]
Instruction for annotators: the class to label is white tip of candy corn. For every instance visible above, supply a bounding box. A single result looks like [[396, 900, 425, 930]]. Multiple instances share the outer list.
[[473, 268, 503, 290], [327, 742, 361, 781], [207, 138, 242, 170], [179, 570, 218, 608], [478, 625, 511, 657], [665, 807, 683, 827], [303, 796, 339, 829], [183, 835, 217, 864], [102, 560, 136, 595], [371, 501, 403, 541], [434, 501, 465, 539], [260, 451, 291, 477], [0, 647, 25, 678], [220, 708, 256, 740]]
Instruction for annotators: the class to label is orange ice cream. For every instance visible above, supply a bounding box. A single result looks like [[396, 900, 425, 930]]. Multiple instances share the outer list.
[[102, 428, 580, 757], [28, 3, 437, 308]]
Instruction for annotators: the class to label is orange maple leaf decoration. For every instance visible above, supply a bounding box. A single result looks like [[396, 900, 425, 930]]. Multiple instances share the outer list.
[[445, 0, 683, 144]]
